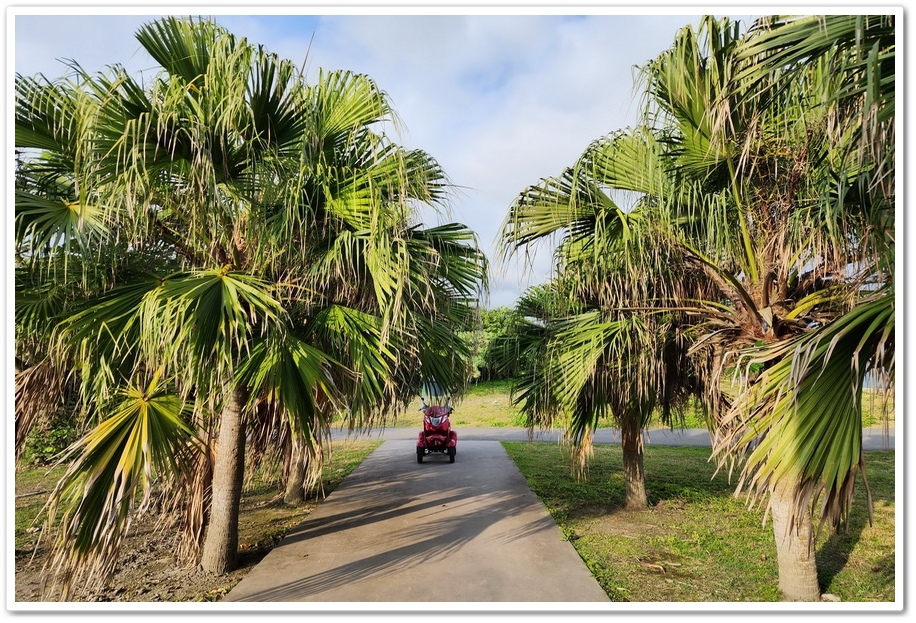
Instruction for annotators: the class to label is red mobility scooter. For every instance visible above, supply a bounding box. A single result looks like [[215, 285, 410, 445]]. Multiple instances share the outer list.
[[416, 383, 457, 463]]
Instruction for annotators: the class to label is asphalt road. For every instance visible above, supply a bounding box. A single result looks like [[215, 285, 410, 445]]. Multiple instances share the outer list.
[[329, 425, 896, 450]]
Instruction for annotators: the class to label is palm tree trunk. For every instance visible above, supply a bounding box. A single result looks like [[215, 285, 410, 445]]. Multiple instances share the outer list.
[[620, 421, 648, 509], [769, 480, 821, 601], [200, 388, 248, 574], [283, 433, 309, 505]]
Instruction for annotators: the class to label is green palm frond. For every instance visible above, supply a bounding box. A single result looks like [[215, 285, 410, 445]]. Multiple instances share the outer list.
[[151, 268, 286, 362], [15, 73, 97, 156], [15, 72, 114, 270], [247, 47, 308, 153], [582, 126, 670, 198], [308, 69, 397, 141], [307, 304, 396, 421], [15, 266, 68, 335], [412, 311, 474, 397], [716, 291, 894, 530], [407, 223, 488, 302], [499, 166, 604, 255], [15, 189, 108, 255], [40, 370, 200, 599], [136, 16, 232, 85], [737, 15, 894, 117], [55, 269, 287, 414], [640, 16, 748, 181], [54, 277, 161, 409], [323, 162, 396, 231], [398, 148, 452, 207], [237, 333, 338, 434]]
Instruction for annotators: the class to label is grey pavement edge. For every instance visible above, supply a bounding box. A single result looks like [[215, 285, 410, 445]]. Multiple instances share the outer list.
[[225, 439, 610, 603], [225, 427, 894, 604], [330, 426, 895, 450]]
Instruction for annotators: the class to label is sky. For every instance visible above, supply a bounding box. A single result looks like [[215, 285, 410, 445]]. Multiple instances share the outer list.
[[5, 6, 908, 617], [11, 4, 764, 308]]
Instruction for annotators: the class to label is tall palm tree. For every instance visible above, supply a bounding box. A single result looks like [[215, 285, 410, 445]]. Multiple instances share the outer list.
[[500, 14, 894, 600], [704, 14, 896, 601], [611, 16, 890, 600], [15, 16, 485, 598]]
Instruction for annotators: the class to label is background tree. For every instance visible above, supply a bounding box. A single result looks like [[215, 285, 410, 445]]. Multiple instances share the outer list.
[[499, 133, 721, 509], [460, 306, 521, 382]]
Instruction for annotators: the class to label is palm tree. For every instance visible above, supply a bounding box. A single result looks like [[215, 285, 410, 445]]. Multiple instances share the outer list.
[[499, 131, 718, 509], [15, 16, 485, 598], [637, 14, 892, 601], [604, 16, 892, 600], [704, 14, 896, 601], [500, 14, 894, 600]]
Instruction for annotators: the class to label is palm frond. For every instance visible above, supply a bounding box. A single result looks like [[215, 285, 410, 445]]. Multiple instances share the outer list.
[[236, 334, 338, 493], [715, 291, 893, 532], [308, 69, 398, 141], [39, 370, 200, 599], [306, 304, 397, 425], [135, 16, 233, 85], [237, 333, 338, 435]]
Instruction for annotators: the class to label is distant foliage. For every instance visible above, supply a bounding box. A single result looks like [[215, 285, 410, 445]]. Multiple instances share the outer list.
[[462, 307, 527, 382]]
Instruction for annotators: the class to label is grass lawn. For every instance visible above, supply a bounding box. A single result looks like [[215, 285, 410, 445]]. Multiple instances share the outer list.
[[502, 442, 896, 602]]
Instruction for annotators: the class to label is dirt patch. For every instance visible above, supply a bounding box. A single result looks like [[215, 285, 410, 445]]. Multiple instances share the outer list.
[[14, 440, 382, 604], [14, 487, 314, 603]]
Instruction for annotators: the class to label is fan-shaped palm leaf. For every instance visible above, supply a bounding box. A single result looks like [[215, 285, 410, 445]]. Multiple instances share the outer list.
[[39, 370, 200, 599], [716, 291, 893, 531]]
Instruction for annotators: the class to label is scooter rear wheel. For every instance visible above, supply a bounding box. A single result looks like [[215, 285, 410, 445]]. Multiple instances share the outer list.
[[448, 447, 456, 463], [417, 447, 424, 463]]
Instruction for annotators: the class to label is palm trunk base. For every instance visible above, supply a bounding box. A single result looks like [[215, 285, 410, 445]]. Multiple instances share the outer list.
[[770, 482, 821, 601], [621, 425, 648, 509], [284, 435, 308, 505], [200, 389, 247, 575]]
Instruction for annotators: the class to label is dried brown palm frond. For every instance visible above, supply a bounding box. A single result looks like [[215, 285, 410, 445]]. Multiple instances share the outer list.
[[244, 398, 290, 490], [154, 438, 214, 566], [14, 359, 67, 461]]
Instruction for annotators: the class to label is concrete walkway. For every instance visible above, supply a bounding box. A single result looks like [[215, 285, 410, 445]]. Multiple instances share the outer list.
[[225, 438, 610, 603], [224, 426, 894, 605]]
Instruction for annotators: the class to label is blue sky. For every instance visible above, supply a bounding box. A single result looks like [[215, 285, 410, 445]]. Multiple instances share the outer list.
[[12, 6, 762, 308]]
